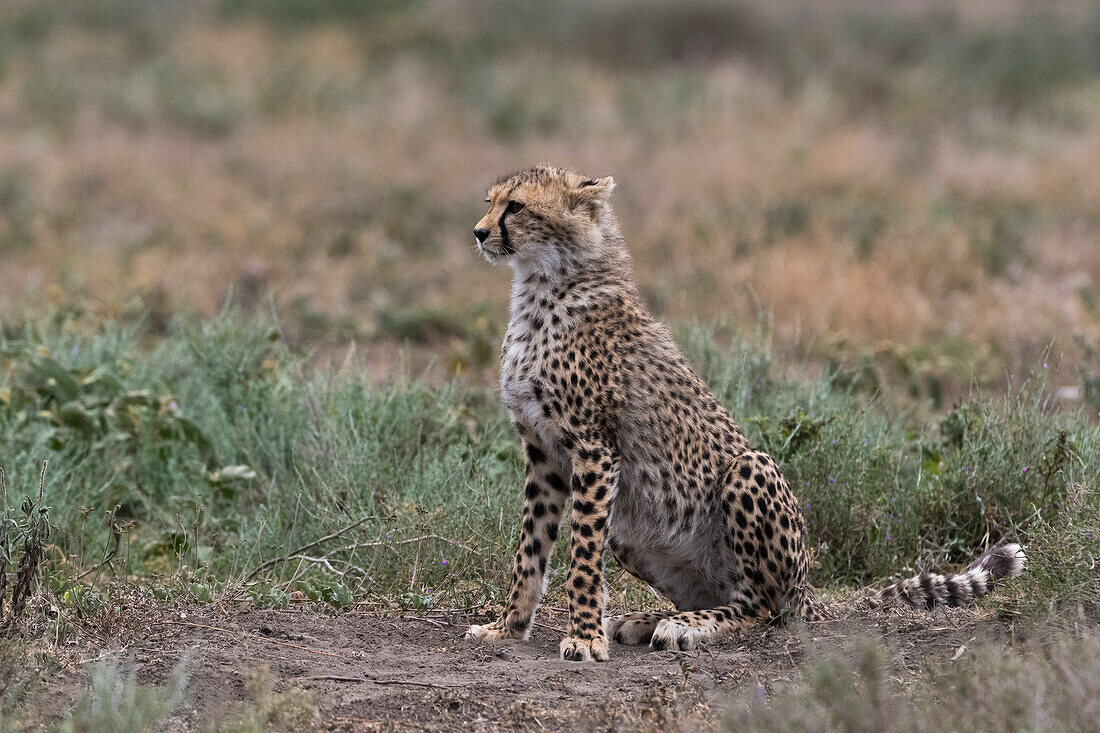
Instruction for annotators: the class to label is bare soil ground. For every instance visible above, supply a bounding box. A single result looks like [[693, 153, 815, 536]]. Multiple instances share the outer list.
[[38, 603, 1012, 731]]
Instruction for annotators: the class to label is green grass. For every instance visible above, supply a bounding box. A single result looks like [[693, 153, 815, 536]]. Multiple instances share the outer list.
[[1, 310, 522, 611], [0, 308, 1098, 728], [726, 630, 1100, 732], [683, 325, 1100, 593], [1, 309, 1098, 616]]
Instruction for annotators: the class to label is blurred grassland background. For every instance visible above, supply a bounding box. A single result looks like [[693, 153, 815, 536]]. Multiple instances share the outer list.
[[0, 0, 1099, 403]]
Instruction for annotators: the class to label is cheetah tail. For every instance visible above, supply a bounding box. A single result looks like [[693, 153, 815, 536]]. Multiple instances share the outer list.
[[870, 542, 1026, 611], [796, 587, 829, 622]]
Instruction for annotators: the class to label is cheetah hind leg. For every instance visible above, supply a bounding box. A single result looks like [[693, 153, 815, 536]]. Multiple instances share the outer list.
[[650, 605, 757, 652], [604, 611, 675, 646]]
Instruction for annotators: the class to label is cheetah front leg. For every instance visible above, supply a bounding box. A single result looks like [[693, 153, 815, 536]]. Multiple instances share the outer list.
[[559, 439, 618, 662], [466, 436, 569, 643]]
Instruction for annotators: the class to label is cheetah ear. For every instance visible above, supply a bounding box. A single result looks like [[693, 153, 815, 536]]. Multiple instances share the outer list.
[[569, 176, 615, 213]]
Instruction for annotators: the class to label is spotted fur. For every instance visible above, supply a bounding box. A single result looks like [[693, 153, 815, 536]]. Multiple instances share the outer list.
[[464, 165, 1026, 661]]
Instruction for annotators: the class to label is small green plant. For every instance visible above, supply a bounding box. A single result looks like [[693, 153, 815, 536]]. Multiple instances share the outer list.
[[297, 580, 353, 610], [0, 462, 52, 630], [249, 584, 290, 610], [752, 409, 833, 464]]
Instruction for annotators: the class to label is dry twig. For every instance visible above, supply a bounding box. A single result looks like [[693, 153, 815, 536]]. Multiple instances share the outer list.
[[304, 674, 461, 689], [241, 516, 377, 583]]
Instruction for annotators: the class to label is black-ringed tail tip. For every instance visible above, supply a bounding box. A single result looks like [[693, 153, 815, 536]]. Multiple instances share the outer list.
[[872, 542, 1026, 611], [970, 542, 1026, 579]]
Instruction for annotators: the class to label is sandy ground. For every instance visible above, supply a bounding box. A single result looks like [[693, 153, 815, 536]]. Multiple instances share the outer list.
[[35, 602, 1010, 732]]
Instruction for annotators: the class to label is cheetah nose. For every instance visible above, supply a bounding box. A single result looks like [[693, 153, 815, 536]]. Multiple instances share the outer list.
[[473, 227, 490, 243]]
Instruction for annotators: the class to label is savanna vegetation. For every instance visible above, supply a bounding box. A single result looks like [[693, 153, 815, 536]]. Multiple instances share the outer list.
[[2, 311, 1098, 729], [1, 0, 1099, 729]]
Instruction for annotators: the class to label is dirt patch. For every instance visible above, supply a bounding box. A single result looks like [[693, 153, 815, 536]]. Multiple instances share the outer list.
[[39, 602, 1017, 731], [124, 607, 729, 731]]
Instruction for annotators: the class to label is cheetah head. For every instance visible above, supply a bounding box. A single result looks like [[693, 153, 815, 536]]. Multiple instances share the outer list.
[[474, 165, 617, 271]]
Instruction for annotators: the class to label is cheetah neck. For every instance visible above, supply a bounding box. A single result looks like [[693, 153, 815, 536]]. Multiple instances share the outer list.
[[508, 254, 636, 323]]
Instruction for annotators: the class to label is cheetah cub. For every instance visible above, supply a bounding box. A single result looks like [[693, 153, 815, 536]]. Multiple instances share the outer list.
[[465, 165, 1024, 662]]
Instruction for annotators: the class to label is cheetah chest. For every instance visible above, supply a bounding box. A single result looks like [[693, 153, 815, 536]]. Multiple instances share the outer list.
[[500, 317, 563, 452]]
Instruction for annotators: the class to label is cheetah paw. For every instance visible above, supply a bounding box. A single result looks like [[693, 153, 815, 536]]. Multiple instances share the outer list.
[[559, 635, 609, 662], [465, 620, 523, 643], [650, 619, 710, 652]]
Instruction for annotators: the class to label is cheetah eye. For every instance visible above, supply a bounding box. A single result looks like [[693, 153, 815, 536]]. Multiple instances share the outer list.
[[505, 200, 525, 214]]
